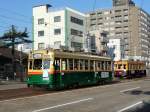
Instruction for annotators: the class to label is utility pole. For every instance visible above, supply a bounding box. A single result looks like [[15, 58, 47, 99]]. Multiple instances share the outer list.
[[11, 25, 16, 80]]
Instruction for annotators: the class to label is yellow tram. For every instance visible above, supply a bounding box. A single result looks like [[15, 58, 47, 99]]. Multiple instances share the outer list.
[[114, 60, 146, 78]]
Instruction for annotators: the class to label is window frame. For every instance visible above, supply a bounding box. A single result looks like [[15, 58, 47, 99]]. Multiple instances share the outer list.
[[54, 16, 61, 22], [54, 28, 61, 35], [38, 30, 44, 37]]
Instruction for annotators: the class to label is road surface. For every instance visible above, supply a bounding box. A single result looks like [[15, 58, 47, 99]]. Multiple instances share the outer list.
[[0, 78, 150, 112]]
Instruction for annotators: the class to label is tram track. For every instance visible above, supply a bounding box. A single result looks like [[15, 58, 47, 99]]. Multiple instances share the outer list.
[[0, 88, 54, 101], [0, 77, 148, 102]]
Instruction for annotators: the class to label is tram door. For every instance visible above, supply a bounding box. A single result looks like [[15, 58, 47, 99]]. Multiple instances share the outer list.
[[42, 60, 50, 81], [54, 59, 61, 87]]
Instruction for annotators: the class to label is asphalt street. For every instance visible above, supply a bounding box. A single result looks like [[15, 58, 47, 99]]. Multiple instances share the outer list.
[[0, 78, 150, 112]]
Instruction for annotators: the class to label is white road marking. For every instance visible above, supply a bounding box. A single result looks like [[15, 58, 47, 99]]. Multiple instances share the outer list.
[[117, 101, 143, 112], [32, 98, 93, 112], [0, 92, 58, 103], [120, 87, 141, 93]]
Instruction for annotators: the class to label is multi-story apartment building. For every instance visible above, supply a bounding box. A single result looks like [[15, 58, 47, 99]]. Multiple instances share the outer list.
[[33, 4, 86, 51], [113, 0, 135, 7], [88, 30, 109, 55], [87, 0, 150, 66]]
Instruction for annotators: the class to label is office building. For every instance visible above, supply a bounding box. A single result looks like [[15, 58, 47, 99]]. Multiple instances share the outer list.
[[33, 4, 86, 51]]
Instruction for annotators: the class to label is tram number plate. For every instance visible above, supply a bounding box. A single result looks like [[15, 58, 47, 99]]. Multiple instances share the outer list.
[[101, 72, 109, 78]]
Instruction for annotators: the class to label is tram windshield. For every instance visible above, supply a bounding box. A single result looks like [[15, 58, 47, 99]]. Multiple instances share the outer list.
[[29, 59, 51, 70], [43, 60, 50, 69], [33, 59, 42, 70]]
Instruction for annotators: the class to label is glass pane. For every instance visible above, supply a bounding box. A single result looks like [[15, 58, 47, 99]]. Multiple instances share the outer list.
[[43, 60, 50, 69], [33, 59, 42, 70]]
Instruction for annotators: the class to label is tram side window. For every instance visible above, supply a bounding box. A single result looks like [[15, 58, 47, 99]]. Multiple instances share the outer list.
[[85, 60, 88, 70], [29, 60, 32, 69], [132, 64, 134, 69], [95, 61, 98, 70], [33, 59, 42, 70], [90, 60, 94, 71], [118, 64, 122, 69], [123, 64, 126, 69], [80, 59, 84, 70], [62, 59, 67, 70], [69, 59, 73, 70], [54, 59, 60, 70], [98, 61, 101, 70], [104, 61, 107, 70], [141, 64, 144, 69], [131, 64, 134, 69], [129, 64, 131, 70], [108, 62, 111, 70], [102, 61, 105, 70], [137, 64, 139, 69], [74, 59, 79, 70], [138, 64, 141, 69], [135, 64, 137, 69]]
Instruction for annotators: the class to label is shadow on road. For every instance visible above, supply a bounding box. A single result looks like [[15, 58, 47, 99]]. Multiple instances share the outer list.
[[143, 91, 150, 95], [124, 90, 150, 96], [125, 101, 150, 112]]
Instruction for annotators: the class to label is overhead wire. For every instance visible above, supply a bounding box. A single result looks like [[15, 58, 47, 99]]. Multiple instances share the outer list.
[[0, 14, 31, 24], [0, 6, 32, 36], [0, 7, 32, 20]]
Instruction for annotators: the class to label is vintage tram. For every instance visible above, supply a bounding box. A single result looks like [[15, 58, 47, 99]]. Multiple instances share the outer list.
[[27, 49, 113, 89], [114, 60, 146, 78]]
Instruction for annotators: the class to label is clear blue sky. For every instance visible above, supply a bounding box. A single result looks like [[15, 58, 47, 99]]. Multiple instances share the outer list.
[[0, 0, 149, 39]]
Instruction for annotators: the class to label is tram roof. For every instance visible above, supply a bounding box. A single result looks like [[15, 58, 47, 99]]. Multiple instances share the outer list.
[[54, 51, 111, 60], [31, 49, 112, 60], [114, 60, 145, 64]]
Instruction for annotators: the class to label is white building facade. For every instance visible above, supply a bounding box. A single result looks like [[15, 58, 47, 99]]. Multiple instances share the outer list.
[[33, 4, 86, 51], [107, 39, 125, 61], [15, 43, 32, 53]]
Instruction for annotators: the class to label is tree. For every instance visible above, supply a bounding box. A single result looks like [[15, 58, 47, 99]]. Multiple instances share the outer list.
[[0, 25, 32, 80]]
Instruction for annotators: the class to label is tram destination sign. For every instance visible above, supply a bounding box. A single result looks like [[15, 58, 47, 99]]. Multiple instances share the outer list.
[[33, 53, 42, 59]]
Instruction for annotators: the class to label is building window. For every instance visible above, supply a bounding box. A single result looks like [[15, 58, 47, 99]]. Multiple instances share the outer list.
[[71, 29, 83, 37], [54, 16, 61, 22], [115, 10, 121, 12], [38, 43, 44, 49], [38, 18, 44, 25], [54, 29, 61, 35], [38, 31, 44, 37], [97, 12, 102, 15], [54, 41, 61, 46], [71, 16, 83, 25], [71, 42, 83, 48]]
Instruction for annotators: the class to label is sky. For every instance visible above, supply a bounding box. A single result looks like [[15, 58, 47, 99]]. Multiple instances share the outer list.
[[0, 0, 149, 39]]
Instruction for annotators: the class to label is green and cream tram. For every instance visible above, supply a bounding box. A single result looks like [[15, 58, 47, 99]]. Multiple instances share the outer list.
[[27, 49, 113, 89]]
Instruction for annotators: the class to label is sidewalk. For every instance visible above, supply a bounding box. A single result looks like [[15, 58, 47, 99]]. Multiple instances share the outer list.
[[0, 80, 27, 90]]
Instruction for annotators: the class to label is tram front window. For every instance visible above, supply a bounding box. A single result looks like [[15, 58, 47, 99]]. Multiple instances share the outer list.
[[33, 59, 42, 70], [43, 60, 50, 69]]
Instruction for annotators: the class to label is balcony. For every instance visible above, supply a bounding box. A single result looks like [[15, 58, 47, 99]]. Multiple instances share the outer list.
[[101, 45, 108, 52], [100, 37, 108, 43]]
